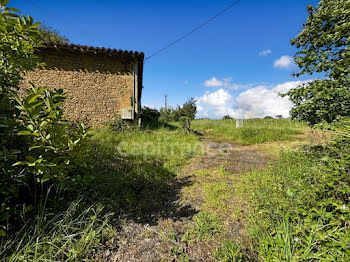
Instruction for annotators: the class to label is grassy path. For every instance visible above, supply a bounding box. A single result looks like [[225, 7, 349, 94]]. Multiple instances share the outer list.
[[106, 137, 272, 261]]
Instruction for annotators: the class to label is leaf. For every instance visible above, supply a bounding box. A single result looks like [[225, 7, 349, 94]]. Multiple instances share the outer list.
[[0, 229, 6, 237], [29, 145, 41, 150], [12, 161, 27, 166], [0, 0, 9, 6], [5, 7, 19, 12], [41, 173, 51, 182], [25, 156, 36, 163], [24, 93, 40, 105], [18, 130, 31, 136]]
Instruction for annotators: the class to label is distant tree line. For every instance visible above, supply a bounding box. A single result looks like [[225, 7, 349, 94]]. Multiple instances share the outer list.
[[141, 97, 197, 124]]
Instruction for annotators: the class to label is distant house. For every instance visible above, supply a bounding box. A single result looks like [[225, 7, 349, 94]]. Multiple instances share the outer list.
[[21, 42, 144, 126]]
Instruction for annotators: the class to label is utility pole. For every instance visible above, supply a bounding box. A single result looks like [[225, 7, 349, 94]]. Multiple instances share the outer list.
[[164, 94, 168, 110]]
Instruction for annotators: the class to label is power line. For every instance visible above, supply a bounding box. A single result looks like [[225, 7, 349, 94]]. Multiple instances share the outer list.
[[145, 0, 241, 61]]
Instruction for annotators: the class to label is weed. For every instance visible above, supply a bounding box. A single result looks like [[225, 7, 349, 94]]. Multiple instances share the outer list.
[[216, 240, 247, 262], [193, 211, 222, 239]]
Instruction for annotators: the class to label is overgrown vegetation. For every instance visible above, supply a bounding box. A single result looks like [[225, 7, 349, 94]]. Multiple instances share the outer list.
[[234, 129, 350, 260], [192, 118, 305, 144], [148, 97, 197, 123], [1, 0, 349, 261], [282, 0, 350, 125], [37, 24, 69, 44]]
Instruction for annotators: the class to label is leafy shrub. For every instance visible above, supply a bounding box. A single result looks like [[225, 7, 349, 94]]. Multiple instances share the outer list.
[[159, 107, 173, 123], [0, 0, 43, 236], [159, 97, 197, 123], [0, 1, 88, 237], [140, 106, 160, 126], [37, 24, 69, 44], [12, 86, 89, 183]]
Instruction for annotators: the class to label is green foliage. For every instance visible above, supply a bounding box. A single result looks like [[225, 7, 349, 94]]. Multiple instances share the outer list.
[[192, 211, 222, 240], [216, 240, 246, 262], [180, 97, 197, 120], [238, 125, 350, 260], [159, 97, 197, 123], [140, 106, 160, 126], [282, 0, 350, 126], [12, 86, 89, 183], [222, 115, 233, 120], [0, 200, 113, 261], [158, 107, 172, 123], [0, 0, 87, 238], [0, 0, 43, 236], [37, 24, 68, 44]]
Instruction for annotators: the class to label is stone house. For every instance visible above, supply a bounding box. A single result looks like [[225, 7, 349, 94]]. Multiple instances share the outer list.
[[21, 42, 144, 126]]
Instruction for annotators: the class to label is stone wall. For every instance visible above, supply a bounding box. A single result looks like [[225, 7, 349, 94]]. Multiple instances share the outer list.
[[20, 48, 138, 126]]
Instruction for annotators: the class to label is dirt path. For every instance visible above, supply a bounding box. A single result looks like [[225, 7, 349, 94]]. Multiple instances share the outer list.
[[103, 137, 272, 261]]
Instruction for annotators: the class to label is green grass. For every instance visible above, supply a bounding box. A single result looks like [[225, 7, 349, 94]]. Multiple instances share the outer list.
[[235, 150, 350, 261], [90, 126, 201, 172], [1, 125, 201, 261], [192, 119, 306, 144], [0, 199, 113, 262]]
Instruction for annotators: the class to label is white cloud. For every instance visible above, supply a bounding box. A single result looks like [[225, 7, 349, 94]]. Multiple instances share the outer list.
[[259, 49, 272, 56], [196, 80, 310, 119], [196, 89, 240, 118], [204, 77, 223, 87], [200, 88, 231, 107], [203, 77, 251, 90], [274, 55, 294, 69]]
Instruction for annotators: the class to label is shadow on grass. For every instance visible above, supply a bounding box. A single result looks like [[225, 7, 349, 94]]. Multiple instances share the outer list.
[[81, 140, 198, 226]]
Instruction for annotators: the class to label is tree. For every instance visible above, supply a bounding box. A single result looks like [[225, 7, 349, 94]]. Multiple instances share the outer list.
[[275, 115, 283, 119], [159, 98, 197, 122], [222, 115, 233, 120], [181, 97, 197, 120], [37, 24, 69, 44], [282, 0, 350, 126]]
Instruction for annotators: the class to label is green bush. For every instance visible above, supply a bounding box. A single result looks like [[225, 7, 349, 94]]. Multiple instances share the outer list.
[[12, 86, 89, 183], [0, 1, 88, 237], [159, 97, 197, 123]]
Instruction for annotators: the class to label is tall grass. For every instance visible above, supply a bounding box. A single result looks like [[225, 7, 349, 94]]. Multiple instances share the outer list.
[[236, 150, 350, 261], [0, 197, 113, 261], [1, 125, 201, 261], [192, 119, 306, 144]]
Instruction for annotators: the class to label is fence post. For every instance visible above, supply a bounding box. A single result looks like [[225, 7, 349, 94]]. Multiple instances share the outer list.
[[236, 119, 244, 128]]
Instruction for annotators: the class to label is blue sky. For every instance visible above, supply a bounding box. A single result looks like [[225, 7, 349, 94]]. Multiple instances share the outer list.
[[13, 0, 320, 118]]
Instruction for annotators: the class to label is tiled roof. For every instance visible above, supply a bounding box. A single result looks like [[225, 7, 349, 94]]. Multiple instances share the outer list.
[[41, 42, 144, 60]]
